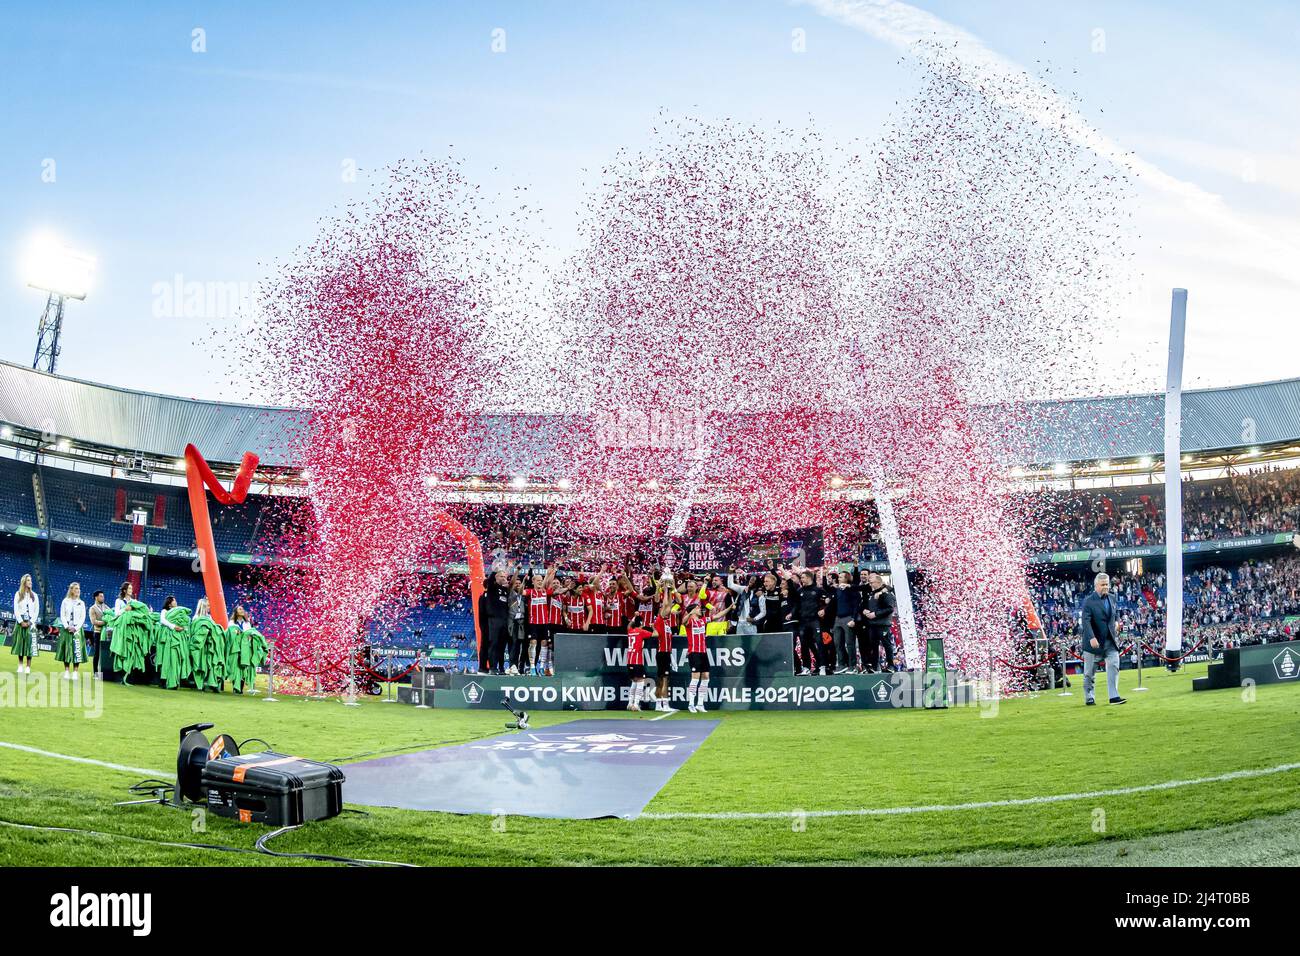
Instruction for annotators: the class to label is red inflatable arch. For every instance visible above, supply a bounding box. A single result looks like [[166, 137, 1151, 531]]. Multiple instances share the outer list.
[[186, 443, 486, 652]]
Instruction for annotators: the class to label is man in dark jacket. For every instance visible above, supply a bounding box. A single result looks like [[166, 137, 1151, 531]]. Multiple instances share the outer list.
[[754, 573, 783, 634], [789, 570, 830, 675], [830, 571, 861, 674], [482, 565, 515, 675], [1080, 572, 1126, 705], [860, 572, 896, 673]]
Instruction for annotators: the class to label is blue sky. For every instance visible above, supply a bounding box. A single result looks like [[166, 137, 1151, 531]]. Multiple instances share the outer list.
[[2, 0, 1297, 402]]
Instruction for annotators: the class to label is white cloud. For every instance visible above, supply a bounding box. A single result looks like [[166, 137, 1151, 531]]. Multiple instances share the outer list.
[[800, 0, 1300, 391], [798, 0, 1300, 291]]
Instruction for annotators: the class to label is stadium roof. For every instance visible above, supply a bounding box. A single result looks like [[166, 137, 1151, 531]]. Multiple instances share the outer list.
[[0, 359, 306, 466], [1, 359, 1298, 472], [1017, 376, 1300, 465]]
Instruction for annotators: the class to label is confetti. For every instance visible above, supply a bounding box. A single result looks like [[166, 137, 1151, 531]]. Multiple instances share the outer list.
[[239, 49, 1133, 691]]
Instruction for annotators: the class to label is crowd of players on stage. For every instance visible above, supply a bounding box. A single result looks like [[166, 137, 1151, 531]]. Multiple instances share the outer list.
[[478, 562, 900, 711]]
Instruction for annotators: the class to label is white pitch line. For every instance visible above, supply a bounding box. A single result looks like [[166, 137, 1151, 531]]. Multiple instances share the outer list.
[[0, 740, 169, 779], [636, 761, 1300, 820], [649, 709, 676, 721], [8, 738, 1297, 826]]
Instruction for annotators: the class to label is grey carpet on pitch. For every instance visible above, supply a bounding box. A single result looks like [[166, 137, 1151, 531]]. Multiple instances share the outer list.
[[343, 719, 719, 819]]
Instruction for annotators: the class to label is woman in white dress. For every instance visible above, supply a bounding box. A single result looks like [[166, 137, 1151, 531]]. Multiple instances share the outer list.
[[158, 594, 183, 633], [11, 574, 39, 674], [114, 581, 134, 614], [56, 582, 88, 680]]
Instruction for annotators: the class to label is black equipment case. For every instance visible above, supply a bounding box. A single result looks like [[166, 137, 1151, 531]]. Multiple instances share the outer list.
[[200, 751, 345, 825]]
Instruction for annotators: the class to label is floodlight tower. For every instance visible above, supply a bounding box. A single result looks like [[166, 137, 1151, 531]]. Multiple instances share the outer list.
[[33, 294, 73, 372], [23, 233, 95, 374]]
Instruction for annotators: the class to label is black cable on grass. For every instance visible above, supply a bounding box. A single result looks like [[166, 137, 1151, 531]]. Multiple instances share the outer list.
[[254, 824, 416, 867], [4, 814, 414, 867], [116, 779, 178, 806], [0, 818, 262, 858], [237, 738, 274, 753], [127, 779, 177, 795]]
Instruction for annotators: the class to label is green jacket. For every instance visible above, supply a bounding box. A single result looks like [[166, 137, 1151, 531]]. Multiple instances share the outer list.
[[102, 599, 154, 676], [154, 606, 193, 688], [225, 624, 268, 688], [190, 616, 228, 690]]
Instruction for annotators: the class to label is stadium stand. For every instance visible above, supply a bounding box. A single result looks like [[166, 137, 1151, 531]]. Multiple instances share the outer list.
[[0, 546, 38, 596], [9, 457, 273, 554], [1033, 554, 1300, 652], [1027, 466, 1300, 553], [0, 457, 39, 527], [2, 359, 1299, 671]]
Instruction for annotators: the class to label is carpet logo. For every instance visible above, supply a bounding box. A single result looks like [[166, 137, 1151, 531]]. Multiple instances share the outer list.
[[1272, 647, 1298, 681], [473, 730, 687, 754]]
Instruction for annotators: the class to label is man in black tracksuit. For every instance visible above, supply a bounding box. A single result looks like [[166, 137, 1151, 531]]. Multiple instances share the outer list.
[[859, 571, 896, 673], [477, 589, 491, 672], [788, 570, 831, 675], [482, 566, 513, 674], [757, 573, 784, 634]]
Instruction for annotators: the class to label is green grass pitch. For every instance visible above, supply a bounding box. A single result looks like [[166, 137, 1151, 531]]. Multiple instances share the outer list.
[[2, 655, 1298, 866]]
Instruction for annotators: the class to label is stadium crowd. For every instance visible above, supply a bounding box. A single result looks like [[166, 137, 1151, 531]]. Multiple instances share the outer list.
[[452, 467, 1300, 564], [1032, 554, 1300, 655], [1031, 466, 1300, 553]]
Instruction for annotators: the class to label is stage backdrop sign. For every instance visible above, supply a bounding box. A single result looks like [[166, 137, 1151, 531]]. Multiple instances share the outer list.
[[553, 630, 794, 680], [425, 633, 971, 711], [433, 669, 972, 711]]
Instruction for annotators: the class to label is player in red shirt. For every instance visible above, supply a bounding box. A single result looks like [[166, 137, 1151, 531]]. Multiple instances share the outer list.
[[683, 603, 711, 713], [603, 582, 626, 634], [522, 566, 555, 675], [625, 613, 654, 711], [651, 601, 676, 712], [541, 577, 567, 676], [564, 587, 587, 632], [583, 580, 605, 633], [634, 587, 655, 625], [706, 575, 731, 636]]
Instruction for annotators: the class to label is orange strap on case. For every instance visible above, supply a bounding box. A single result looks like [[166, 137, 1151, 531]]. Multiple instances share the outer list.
[[231, 754, 301, 783]]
